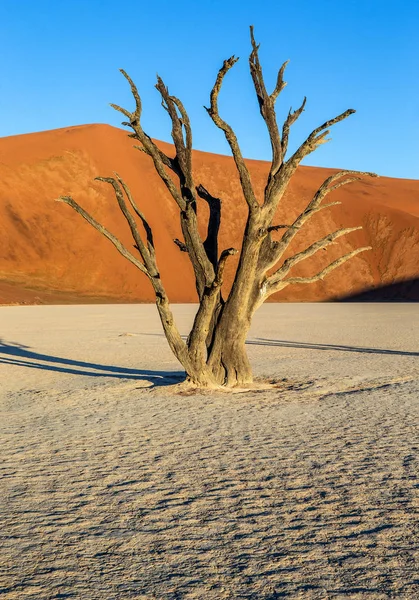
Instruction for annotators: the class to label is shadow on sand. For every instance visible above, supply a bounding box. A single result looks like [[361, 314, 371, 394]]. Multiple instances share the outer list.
[[0, 339, 185, 386], [247, 338, 418, 356]]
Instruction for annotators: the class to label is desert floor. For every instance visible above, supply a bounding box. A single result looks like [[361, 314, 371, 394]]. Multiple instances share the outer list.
[[1, 303, 418, 599]]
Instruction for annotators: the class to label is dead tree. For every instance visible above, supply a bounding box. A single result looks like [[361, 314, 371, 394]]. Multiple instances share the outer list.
[[58, 27, 376, 388]]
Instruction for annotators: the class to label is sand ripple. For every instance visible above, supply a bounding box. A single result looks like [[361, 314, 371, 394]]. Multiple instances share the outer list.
[[1, 379, 418, 599]]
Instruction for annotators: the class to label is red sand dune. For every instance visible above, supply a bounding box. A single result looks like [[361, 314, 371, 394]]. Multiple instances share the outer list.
[[0, 123, 418, 304]]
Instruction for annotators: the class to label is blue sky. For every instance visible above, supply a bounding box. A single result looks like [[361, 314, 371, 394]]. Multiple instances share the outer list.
[[1, 0, 418, 178]]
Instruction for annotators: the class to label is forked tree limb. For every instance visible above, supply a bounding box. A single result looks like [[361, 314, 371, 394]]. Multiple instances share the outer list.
[[114, 172, 155, 258], [286, 109, 356, 173], [56, 196, 150, 277], [155, 76, 194, 200], [267, 226, 363, 287], [205, 56, 259, 212], [260, 170, 377, 274], [58, 191, 193, 375], [94, 176, 158, 276], [112, 70, 216, 297], [256, 199, 341, 272], [270, 58, 289, 103], [266, 246, 372, 297], [281, 96, 306, 158], [245, 26, 357, 217], [155, 78, 220, 291], [114, 68, 230, 302], [261, 109, 358, 217], [171, 96, 193, 160], [118, 69, 142, 122], [249, 25, 285, 177], [111, 72, 186, 211]]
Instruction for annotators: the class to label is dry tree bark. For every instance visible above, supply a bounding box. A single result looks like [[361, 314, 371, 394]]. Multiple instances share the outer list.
[[57, 26, 376, 388]]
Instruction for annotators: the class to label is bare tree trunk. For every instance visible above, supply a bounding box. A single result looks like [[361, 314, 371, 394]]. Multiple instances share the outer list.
[[208, 311, 252, 386], [57, 26, 377, 389]]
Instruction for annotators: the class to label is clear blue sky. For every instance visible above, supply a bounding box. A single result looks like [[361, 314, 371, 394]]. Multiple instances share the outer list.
[[1, 0, 418, 178]]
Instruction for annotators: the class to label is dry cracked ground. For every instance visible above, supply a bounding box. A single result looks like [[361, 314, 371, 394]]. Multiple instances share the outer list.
[[0, 303, 418, 599]]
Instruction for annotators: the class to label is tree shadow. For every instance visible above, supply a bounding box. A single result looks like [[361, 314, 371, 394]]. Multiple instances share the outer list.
[[246, 338, 419, 356], [0, 339, 185, 385]]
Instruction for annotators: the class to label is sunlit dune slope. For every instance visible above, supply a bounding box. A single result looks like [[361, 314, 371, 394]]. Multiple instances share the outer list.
[[1, 123, 418, 304]]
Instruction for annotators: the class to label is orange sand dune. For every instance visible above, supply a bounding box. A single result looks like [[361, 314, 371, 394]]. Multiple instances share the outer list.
[[0, 123, 418, 304]]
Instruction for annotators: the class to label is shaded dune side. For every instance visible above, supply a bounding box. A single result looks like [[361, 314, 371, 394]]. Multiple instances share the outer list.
[[336, 277, 419, 302], [0, 123, 418, 304]]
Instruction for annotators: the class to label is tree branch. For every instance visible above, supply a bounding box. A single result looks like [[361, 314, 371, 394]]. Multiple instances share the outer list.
[[214, 248, 238, 288], [261, 109, 358, 218], [249, 26, 286, 184], [112, 69, 217, 297], [286, 109, 356, 171], [261, 170, 377, 274], [155, 76, 195, 201], [205, 56, 259, 212], [267, 226, 363, 289], [267, 223, 296, 232], [172, 96, 193, 159], [58, 192, 191, 374], [174, 238, 188, 252], [133, 139, 176, 174], [269, 246, 372, 295], [56, 196, 150, 277], [119, 69, 142, 121], [111, 70, 186, 211], [281, 96, 306, 158], [94, 175, 159, 276], [154, 77, 220, 292], [114, 172, 155, 258], [271, 59, 289, 103]]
